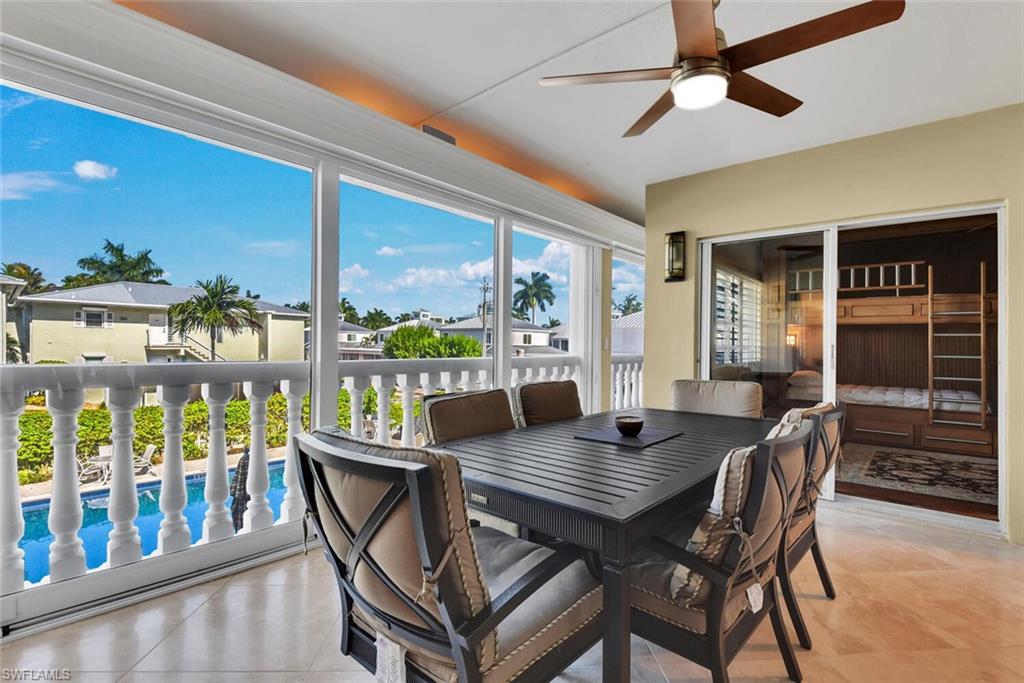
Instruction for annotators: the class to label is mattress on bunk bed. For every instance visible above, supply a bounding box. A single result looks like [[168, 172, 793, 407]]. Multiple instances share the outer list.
[[836, 384, 986, 413]]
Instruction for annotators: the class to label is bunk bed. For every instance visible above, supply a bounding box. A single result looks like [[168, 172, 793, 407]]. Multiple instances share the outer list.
[[786, 260, 996, 457]]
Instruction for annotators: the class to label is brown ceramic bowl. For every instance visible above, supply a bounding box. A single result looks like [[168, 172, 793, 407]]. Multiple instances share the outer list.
[[615, 415, 644, 438]]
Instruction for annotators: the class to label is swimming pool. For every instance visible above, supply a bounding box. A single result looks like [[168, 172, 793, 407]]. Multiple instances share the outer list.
[[19, 461, 288, 584]]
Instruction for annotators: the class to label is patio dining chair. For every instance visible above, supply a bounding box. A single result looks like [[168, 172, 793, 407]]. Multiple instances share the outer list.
[[421, 388, 517, 446], [296, 427, 602, 683], [79, 446, 113, 485], [626, 421, 813, 683], [670, 379, 764, 419], [511, 380, 583, 428], [772, 403, 845, 650]]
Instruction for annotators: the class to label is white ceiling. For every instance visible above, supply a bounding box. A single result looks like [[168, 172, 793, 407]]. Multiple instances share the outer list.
[[123, 1, 1024, 224]]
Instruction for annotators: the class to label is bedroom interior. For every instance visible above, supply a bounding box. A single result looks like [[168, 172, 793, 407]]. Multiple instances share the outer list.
[[709, 214, 998, 520]]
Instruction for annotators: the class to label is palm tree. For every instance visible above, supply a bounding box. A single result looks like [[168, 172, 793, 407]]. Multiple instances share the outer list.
[[63, 239, 168, 287], [513, 271, 556, 324], [396, 312, 414, 323], [545, 317, 561, 329], [6, 334, 24, 364], [168, 275, 262, 360], [616, 294, 644, 316], [338, 297, 359, 324], [285, 301, 311, 312], [2, 262, 53, 294], [360, 308, 394, 331]]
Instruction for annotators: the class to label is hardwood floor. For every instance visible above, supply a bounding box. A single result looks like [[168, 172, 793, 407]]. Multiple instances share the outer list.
[[836, 480, 999, 521], [1, 504, 1022, 682]]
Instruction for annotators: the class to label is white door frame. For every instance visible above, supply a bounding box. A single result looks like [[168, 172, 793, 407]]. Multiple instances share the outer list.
[[697, 202, 1007, 534]]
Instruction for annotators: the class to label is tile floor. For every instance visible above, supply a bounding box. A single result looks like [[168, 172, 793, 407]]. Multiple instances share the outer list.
[[2, 506, 1022, 682]]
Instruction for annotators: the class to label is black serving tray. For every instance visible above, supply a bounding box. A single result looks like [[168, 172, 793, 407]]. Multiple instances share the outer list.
[[573, 426, 685, 449]]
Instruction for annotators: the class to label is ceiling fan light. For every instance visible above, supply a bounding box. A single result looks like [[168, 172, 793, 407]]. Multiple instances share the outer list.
[[671, 70, 730, 110]]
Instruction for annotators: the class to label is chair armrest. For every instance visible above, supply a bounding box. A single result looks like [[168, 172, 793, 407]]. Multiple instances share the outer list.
[[456, 545, 583, 647], [645, 536, 731, 586]]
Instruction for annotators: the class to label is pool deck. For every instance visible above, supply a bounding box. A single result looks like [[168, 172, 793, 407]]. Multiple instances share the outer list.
[[19, 447, 287, 504]]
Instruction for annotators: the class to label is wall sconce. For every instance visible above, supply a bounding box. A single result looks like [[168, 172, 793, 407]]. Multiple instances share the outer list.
[[665, 231, 686, 281], [786, 333, 798, 347]]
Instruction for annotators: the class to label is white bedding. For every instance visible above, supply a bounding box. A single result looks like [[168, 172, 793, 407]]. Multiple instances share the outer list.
[[785, 383, 985, 412]]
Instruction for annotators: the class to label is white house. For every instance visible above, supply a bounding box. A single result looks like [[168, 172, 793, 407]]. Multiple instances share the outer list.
[[611, 310, 643, 355], [440, 315, 553, 356]]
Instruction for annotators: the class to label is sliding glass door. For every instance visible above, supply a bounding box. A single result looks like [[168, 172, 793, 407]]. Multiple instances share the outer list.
[[700, 227, 837, 495]]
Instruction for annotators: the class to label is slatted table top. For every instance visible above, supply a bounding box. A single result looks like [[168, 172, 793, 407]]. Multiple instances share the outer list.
[[443, 407, 776, 523]]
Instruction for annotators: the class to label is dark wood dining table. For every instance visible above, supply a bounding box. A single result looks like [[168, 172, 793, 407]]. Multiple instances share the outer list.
[[441, 407, 777, 682]]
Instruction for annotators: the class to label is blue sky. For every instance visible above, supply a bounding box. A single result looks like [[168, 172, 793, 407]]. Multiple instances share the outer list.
[[1, 84, 641, 323]]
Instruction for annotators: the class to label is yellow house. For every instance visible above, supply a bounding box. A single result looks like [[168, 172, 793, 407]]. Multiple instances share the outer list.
[[15, 281, 307, 364]]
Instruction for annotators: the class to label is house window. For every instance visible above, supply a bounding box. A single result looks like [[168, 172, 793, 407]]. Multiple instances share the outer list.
[[485, 332, 492, 345], [714, 267, 763, 365], [82, 353, 106, 363], [75, 309, 112, 329], [346, 333, 356, 342], [522, 333, 532, 344]]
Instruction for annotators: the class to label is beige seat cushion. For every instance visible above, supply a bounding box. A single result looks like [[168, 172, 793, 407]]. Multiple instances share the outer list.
[[787, 510, 815, 548], [512, 381, 583, 427], [670, 379, 763, 418], [354, 526, 601, 682], [422, 389, 517, 445]]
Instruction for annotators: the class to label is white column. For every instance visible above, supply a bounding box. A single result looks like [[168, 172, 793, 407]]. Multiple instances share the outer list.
[[398, 374, 416, 448], [1, 391, 26, 593], [201, 383, 234, 543], [372, 375, 396, 445], [105, 386, 142, 567], [311, 159, 341, 429], [242, 381, 274, 532], [280, 379, 309, 523], [156, 385, 191, 555], [347, 376, 369, 438], [46, 388, 87, 582]]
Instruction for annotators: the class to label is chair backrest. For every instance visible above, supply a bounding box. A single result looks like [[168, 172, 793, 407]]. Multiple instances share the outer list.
[[296, 427, 493, 661], [421, 389, 516, 445], [805, 404, 844, 509], [512, 380, 583, 427], [670, 379, 763, 418]]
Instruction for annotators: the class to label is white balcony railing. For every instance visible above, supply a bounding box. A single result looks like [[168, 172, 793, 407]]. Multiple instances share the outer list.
[[611, 354, 644, 409], [1, 354, 583, 605]]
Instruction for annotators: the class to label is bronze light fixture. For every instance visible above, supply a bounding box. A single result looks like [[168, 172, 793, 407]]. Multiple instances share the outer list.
[[665, 231, 686, 281]]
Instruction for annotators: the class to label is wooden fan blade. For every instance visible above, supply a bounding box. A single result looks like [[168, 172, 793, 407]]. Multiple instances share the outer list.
[[672, 0, 719, 57], [727, 72, 802, 117], [539, 67, 676, 87], [721, 0, 905, 72], [623, 90, 675, 138]]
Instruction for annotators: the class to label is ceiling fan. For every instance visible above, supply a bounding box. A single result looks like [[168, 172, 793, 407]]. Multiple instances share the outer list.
[[539, 0, 906, 137]]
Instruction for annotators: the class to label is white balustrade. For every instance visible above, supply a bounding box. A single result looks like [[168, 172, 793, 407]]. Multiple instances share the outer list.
[[279, 379, 309, 523], [611, 354, 644, 409], [1, 391, 26, 593], [4, 355, 585, 595], [157, 385, 191, 554], [201, 382, 234, 543], [241, 381, 274, 533]]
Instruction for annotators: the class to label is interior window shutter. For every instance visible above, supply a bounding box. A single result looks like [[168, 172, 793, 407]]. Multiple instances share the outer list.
[[104, 311, 114, 328], [74, 310, 84, 328]]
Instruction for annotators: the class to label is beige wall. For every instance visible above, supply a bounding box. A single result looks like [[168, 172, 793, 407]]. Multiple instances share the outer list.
[[268, 316, 307, 360], [644, 104, 1023, 541], [600, 247, 613, 412]]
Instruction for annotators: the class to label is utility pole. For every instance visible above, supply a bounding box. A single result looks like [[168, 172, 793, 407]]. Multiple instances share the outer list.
[[479, 278, 492, 357]]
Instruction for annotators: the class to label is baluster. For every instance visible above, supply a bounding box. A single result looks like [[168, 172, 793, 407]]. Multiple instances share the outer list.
[[373, 375, 396, 445], [422, 371, 441, 397], [613, 364, 624, 409], [105, 386, 142, 567], [241, 381, 274, 533], [398, 374, 416, 447], [458, 370, 472, 391], [280, 379, 308, 523], [631, 363, 641, 408], [201, 383, 234, 543], [157, 385, 191, 555], [441, 371, 458, 395], [1, 391, 26, 592], [46, 388, 87, 581], [347, 376, 369, 439], [477, 369, 489, 390], [638, 361, 644, 407]]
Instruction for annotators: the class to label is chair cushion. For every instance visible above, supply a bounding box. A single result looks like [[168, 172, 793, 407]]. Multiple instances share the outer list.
[[353, 526, 601, 682], [788, 509, 815, 548], [311, 427, 496, 668], [422, 389, 516, 445], [512, 381, 583, 427], [670, 379, 763, 418]]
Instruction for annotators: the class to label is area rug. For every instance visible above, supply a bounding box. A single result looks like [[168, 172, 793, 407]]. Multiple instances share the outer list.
[[838, 443, 997, 506]]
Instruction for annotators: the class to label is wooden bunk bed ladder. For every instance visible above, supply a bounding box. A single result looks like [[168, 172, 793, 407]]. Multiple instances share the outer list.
[[927, 262, 987, 429]]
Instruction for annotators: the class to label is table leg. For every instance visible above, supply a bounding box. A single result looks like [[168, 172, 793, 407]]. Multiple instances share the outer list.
[[602, 560, 630, 682]]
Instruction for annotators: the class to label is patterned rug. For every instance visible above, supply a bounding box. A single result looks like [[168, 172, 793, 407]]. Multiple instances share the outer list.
[[838, 443, 997, 506]]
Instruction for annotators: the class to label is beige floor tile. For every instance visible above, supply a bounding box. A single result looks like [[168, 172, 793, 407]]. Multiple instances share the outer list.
[[119, 673, 307, 683], [0, 582, 222, 672], [303, 672, 379, 682], [131, 583, 339, 672], [307, 616, 370, 673], [820, 647, 1023, 682], [227, 552, 338, 587]]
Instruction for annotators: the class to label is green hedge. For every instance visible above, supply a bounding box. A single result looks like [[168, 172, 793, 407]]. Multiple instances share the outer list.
[[16, 387, 418, 485]]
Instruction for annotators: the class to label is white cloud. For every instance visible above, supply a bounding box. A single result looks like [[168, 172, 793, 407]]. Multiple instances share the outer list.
[[1, 171, 65, 200], [73, 160, 118, 180], [612, 263, 644, 294], [457, 257, 494, 281], [375, 246, 404, 257], [362, 229, 379, 240], [471, 240, 484, 247], [339, 263, 371, 294], [392, 267, 467, 290], [244, 240, 302, 255], [1, 94, 36, 118]]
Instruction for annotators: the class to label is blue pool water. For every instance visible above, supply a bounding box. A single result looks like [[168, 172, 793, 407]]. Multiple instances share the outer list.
[[19, 461, 288, 584]]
